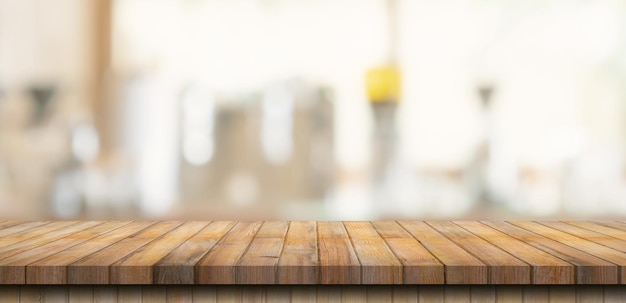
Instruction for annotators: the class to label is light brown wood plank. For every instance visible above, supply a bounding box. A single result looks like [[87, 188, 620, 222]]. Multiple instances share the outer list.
[[196, 221, 262, 284], [541, 221, 626, 254], [19, 286, 42, 302], [399, 221, 487, 284], [110, 221, 210, 284], [593, 221, 626, 232], [565, 221, 626, 242], [343, 222, 402, 284], [0, 221, 20, 231], [68, 221, 184, 284], [483, 221, 618, 284], [155, 221, 235, 284], [0, 221, 123, 284], [511, 221, 626, 284], [317, 221, 361, 284], [455, 221, 573, 284], [0, 221, 92, 259], [167, 286, 193, 303], [236, 221, 288, 284], [427, 221, 529, 284], [372, 221, 444, 284], [26, 221, 153, 284], [0, 221, 50, 238], [278, 221, 318, 284]]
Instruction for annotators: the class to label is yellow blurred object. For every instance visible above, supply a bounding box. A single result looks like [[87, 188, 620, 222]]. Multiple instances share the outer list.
[[365, 65, 401, 103]]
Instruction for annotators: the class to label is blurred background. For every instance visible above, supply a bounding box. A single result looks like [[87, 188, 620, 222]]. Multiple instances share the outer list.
[[1, 0, 626, 220]]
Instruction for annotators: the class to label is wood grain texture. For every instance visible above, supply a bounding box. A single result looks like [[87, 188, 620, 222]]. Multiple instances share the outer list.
[[372, 221, 444, 284], [111, 221, 210, 284], [0, 221, 625, 287], [196, 222, 262, 284], [68, 221, 184, 284], [155, 221, 235, 284], [511, 221, 626, 284], [344, 222, 402, 284], [483, 221, 618, 284], [398, 221, 488, 284], [318, 221, 361, 284], [454, 221, 573, 284], [278, 221, 319, 284]]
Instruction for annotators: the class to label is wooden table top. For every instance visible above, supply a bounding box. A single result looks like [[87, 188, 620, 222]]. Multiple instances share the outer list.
[[0, 220, 625, 285]]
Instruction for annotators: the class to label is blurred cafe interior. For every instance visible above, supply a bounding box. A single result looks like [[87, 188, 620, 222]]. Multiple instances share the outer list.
[[1, 0, 626, 220]]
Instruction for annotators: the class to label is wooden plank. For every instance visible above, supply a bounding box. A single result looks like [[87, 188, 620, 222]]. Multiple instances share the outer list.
[[343, 222, 402, 284], [110, 221, 210, 284], [0, 221, 50, 238], [317, 221, 361, 284], [0, 221, 125, 284], [236, 221, 288, 284], [26, 221, 153, 284], [427, 221, 529, 284], [43, 286, 68, 302], [541, 221, 626, 254], [372, 221, 444, 284], [511, 221, 626, 284], [265, 286, 290, 303], [196, 221, 262, 284], [604, 285, 626, 302], [593, 221, 626, 232], [566, 221, 626, 242], [155, 221, 236, 284], [455, 221, 573, 284], [483, 221, 618, 284], [278, 221, 318, 284], [19, 286, 42, 302], [549, 286, 575, 303], [399, 221, 487, 284], [0, 221, 91, 259], [68, 221, 183, 284], [0, 221, 20, 230]]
